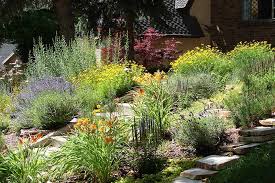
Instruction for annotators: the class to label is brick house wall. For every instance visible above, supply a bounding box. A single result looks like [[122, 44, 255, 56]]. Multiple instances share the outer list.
[[211, 0, 275, 51]]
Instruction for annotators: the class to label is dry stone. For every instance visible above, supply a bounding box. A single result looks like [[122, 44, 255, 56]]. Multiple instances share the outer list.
[[233, 143, 261, 155], [239, 134, 274, 143], [197, 155, 240, 170], [173, 177, 203, 183], [180, 168, 218, 180], [239, 127, 275, 136], [259, 118, 275, 126]]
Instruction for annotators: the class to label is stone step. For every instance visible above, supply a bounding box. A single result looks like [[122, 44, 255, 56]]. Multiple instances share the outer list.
[[259, 118, 275, 126], [220, 142, 247, 152], [240, 127, 275, 136], [197, 155, 240, 170], [173, 177, 203, 183], [239, 134, 275, 143], [180, 168, 218, 180], [116, 103, 134, 116], [232, 143, 261, 155], [50, 136, 68, 147]]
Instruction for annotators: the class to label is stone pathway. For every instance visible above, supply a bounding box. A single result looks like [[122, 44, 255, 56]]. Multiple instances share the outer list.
[[173, 117, 275, 183]]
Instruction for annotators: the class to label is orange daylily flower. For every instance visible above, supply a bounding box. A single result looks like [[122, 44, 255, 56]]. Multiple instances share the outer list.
[[104, 136, 114, 144], [99, 126, 105, 133], [106, 121, 113, 128], [18, 137, 24, 145], [90, 124, 97, 130]]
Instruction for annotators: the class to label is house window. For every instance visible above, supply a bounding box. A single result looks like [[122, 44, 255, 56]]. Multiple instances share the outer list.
[[243, 0, 275, 20]]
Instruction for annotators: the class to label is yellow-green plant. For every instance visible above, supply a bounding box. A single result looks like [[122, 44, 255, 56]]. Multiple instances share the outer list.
[[228, 41, 274, 79], [171, 45, 232, 76], [72, 63, 144, 114]]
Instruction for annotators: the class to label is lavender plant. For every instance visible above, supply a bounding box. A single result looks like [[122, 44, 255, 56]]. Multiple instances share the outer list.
[[17, 76, 74, 104]]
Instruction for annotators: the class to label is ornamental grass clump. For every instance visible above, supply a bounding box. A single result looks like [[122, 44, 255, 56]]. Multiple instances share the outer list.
[[133, 71, 173, 133], [171, 45, 232, 77], [0, 147, 47, 183], [51, 117, 120, 183]]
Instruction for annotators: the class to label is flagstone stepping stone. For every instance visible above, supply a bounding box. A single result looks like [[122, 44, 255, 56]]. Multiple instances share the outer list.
[[239, 134, 274, 143], [173, 177, 203, 183], [30, 132, 55, 148], [197, 155, 240, 170], [117, 103, 134, 116], [220, 142, 247, 152], [259, 118, 275, 126], [180, 168, 218, 180], [50, 136, 68, 147], [233, 143, 261, 155], [240, 127, 275, 136]]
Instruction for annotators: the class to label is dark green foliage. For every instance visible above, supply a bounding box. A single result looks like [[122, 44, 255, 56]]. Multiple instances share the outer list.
[[210, 144, 275, 183], [1, 9, 58, 61]]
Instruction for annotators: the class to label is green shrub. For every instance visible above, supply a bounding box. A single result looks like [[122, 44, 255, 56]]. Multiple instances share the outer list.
[[0, 114, 10, 132], [0, 133, 4, 151], [210, 144, 275, 183], [51, 124, 120, 183], [225, 73, 275, 127], [19, 92, 78, 130], [0, 91, 12, 114], [171, 45, 232, 76], [228, 41, 274, 78], [177, 116, 228, 155], [73, 63, 144, 115], [0, 147, 47, 183], [169, 73, 223, 108], [27, 36, 97, 79]]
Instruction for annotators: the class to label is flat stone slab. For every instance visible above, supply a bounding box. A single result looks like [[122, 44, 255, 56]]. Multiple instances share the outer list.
[[173, 177, 203, 183], [220, 143, 247, 152], [233, 143, 261, 155], [259, 118, 275, 126], [30, 132, 54, 148], [239, 134, 274, 143], [197, 155, 240, 170], [240, 127, 275, 136], [180, 168, 218, 180], [50, 136, 68, 147]]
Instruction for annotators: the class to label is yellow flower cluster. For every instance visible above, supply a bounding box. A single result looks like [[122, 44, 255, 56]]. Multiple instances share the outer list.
[[171, 45, 229, 75], [133, 71, 167, 85], [228, 41, 273, 59], [71, 63, 144, 87], [75, 118, 115, 144]]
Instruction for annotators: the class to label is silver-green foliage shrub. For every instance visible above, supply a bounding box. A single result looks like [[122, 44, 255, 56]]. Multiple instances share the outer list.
[[178, 116, 227, 155], [27, 36, 97, 79], [19, 92, 78, 130]]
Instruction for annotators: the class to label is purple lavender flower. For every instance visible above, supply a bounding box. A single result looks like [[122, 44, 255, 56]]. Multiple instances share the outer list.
[[17, 76, 74, 103]]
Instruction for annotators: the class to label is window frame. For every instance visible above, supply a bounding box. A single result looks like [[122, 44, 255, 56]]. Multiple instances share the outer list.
[[242, 0, 275, 21]]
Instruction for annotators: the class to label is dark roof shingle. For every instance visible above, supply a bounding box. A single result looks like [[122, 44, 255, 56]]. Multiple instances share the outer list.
[[135, 0, 204, 37]]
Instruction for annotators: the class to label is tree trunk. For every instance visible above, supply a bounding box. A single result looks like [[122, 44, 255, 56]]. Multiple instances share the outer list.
[[125, 11, 135, 60], [53, 0, 75, 42]]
